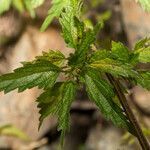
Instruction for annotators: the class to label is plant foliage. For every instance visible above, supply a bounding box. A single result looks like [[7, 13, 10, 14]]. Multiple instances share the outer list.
[[0, 0, 150, 147], [0, 0, 45, 17]]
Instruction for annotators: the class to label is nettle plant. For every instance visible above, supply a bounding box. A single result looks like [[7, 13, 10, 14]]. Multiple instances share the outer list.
[[0, 0, 150, 149]]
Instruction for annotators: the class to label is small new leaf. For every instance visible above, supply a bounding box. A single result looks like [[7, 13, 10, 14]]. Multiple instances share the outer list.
[[133, 37, 150, 63], [41, 0, 68, 31], [59, 1, 83, 49], [111, 41, 129, 62], [134, 37, 149, 50], [35, 50, 65, 66], [84, 70, 136, 135], [89, 50, 111, 62], [134, 47, 150, 63], [69, 28, 96, 66], [60, 8, 78, 49]]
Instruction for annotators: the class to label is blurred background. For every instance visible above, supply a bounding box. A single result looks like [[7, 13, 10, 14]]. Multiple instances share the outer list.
[[0, 0, 150, 149]]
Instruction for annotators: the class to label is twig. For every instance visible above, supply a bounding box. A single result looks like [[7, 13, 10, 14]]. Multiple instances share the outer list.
[[106, 74, 150, 150]]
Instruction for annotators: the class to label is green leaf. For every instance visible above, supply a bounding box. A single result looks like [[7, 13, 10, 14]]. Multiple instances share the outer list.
[[133, 38, 150, 63], [90, 58, 137, 77], [40, 0, 69, 31], [74, 17, 84, 40], [134, 37, 149, 50], [0, 124, 30, 141], [59, 1, 83, 49], [58, 81, 76, 145], [69, 29, 96, 66], [111, 41, 129, 62], [35, 50, 65, 66], [90, 50, 111, 62], [134, 47, 150, 63], [59, 9, 78, 49], [37, 82, 64, 127], [136, 72, 150, 90], [136, 0, 150, 12], [0, 0, 11, 15], [37, 81, 76, 145], [0, 60, 60, 93], [85, 69, 115, 99], [93, 21, 104, 35], [84, 70, 136, 135]]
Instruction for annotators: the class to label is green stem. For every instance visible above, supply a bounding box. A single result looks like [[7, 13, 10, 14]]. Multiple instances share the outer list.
[[106, 74, 150, 150]]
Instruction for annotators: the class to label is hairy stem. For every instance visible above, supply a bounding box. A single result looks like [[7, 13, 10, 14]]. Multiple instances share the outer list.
[[106, 74, 150, 150]]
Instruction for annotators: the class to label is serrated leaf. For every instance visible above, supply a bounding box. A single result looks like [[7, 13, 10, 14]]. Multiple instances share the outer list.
[[84, 71, 136, 135], [0, 124, 30, 141], [37, 82, 63, 127], [85, 69, 115, 99], [133, 38, 150, 63], [134, 37, 149, 50], [35, 50, 65, 66], [0, 60, 60, 93], [40, 0, 68, 31], [0, 0, 11, 15], [136, 0, 150, 12], [134, 47, 150, 63], [136, 72, 150, 90], [59, 8, 78, 49], [90, 58, 137, 77], [93, 21, 104, 34], [69, 29, 96, 66], [58, 81, 76, 145], [90, 50, 111, 62], [74, 17, 84, 40], [111, 41, 129, 62], [59, 1, 83, 49], [76, 29, 96, 62], [37, 81, 76, 145], [129, 53, 139, 66]]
